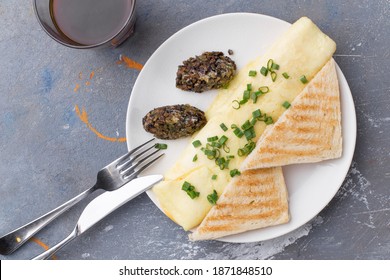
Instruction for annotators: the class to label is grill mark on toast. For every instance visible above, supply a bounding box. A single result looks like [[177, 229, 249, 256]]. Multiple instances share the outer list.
[[199, 208, 286, 229]]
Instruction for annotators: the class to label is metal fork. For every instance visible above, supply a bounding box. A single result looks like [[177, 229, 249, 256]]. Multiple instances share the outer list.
[[0, 138, 163, 255]]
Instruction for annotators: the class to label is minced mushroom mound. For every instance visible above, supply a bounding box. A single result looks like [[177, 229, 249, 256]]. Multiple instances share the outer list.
[[176, 51, 236, 93]]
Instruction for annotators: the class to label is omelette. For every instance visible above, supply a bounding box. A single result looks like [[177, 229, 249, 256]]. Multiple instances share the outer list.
[[153, 17, 336, 231]]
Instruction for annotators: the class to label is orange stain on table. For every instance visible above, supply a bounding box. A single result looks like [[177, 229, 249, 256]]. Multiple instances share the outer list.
[[73, 83, 80, 92], [89, 71, 95, 79], [75, 105, 126, 142], [117, 55, 143, 71], [30, 237, 57, 260]]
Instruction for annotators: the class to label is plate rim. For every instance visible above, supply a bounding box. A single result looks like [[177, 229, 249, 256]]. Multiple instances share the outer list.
[[125, 12, 357, 243]]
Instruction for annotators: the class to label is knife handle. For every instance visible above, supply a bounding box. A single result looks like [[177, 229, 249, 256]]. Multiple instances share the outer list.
[[32, 228, 78, 260], [0, 186, 96, 255]]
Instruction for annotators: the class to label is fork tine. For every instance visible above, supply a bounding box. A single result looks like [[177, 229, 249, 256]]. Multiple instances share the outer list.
[[123, 153, 165, 181], [117, 143, 156, 171], [120, 148, 161, 175], [113, 138, 155, 167]]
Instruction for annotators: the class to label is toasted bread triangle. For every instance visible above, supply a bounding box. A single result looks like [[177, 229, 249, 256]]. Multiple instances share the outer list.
[[241, 59, 342, 170], [189, 167, 289, 241]]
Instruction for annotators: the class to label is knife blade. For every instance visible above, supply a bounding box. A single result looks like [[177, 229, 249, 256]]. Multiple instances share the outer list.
[[77, 174, 163, 233], [33, 174, 163, 260]]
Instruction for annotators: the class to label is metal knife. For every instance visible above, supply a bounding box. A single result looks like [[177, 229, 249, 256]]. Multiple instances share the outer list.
[[32, 174, 163, 260]]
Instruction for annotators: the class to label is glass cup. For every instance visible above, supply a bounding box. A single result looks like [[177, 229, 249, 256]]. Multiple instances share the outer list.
[[33, 0, 137, 49]]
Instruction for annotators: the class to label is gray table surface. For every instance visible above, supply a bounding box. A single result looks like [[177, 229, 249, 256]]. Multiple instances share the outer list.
[[1, 0, 389, 260]]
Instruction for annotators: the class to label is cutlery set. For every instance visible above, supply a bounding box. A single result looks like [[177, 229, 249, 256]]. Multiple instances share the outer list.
[[0, 138, 164, 259]]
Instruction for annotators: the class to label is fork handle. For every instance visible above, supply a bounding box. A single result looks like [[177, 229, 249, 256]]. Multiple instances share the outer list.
[[0, 186, 96, 255], [32, 228, 78, 260]]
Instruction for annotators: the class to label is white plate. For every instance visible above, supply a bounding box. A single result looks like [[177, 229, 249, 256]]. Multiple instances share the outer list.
[[126, 13, 356, 243]]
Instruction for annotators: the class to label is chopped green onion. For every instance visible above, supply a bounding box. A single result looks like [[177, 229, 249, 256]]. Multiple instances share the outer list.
[[300, 75, 308, 84], [282, 101, 291, 109], [204, 149, 216, 157], [211, 141, 222, 148], [207, 190, 219, 205], [154, 143, 168, 150], [271, 62, 280, 70], [220, 123, 228, 132], [192, 140, 202, 148], [260, 66, 268, 76], [271, 71, 277, 82], [282, 72, 290, 79], [241, 120, 253, 131], [219, 135, 228, 145], [232, 100, 241, 110], [211, 175, 217, 180], [215, 157, 226, 167], [250, 92, 258, 103], [239, 99, 248, 105], [238, 141, 256, 156], [222, 144, 230, 153], [230, 169, 241, 177], [192, 154, 198, 162], [248, 70, 257, 77], [227, 155, 235, 159], [265, 116, 274, 125], [243, 90, 251, 100], [244, 127, 256, 141], [247, 84, 252, 91], [252, 109, 262, 119], [182, 181, 200, 199], [222, 83, 229, 89], [258, 86, 269, 93], [233, 127, 244, 138], [250, 118, 257, 126], [231, 124, 238, 129], [207, 136, 218, 142], [267, 59, 274, 70]]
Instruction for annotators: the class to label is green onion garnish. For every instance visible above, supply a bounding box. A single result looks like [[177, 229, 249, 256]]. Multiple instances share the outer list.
[[267, 59, 274, 70], [241, 120, 253, 131], [204, 149, 216, 157], [232, 100, 241, 110], [238, 141, 256, 156], [271, 62, 280, 70], [222, 145, 230, 153], [182, 181, 200, 199], [282, 101, 291, 109], [211, 141, 222, 148], [211, 175, 217, 180], [250, 118, 257, 126], [282, 72, 290, 79], [207, 136, 218, 142], [252, 109, 262, 119], [265, 116, 274, 125], [271, 71, 277, 82], [154, 143, 168, 150], [243, 90, 251, 101], [260, 66, 268, 76], [258, 86, 269, 93], [300, 75, 308, 84], [220, 123, 228, 131], [207, 190, 219, 205], [244, 127, 256, 141], [219, 135, 228, 145], [233, 127, 244, 138], [230, 169, 241, 177], [248, 70, 257, 77], [250, 92, 258, 103], [247, 84, 252, 91], [239, 99, 249, 105], [192, 154, 198, 162], [192, 140, 202, 148]]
